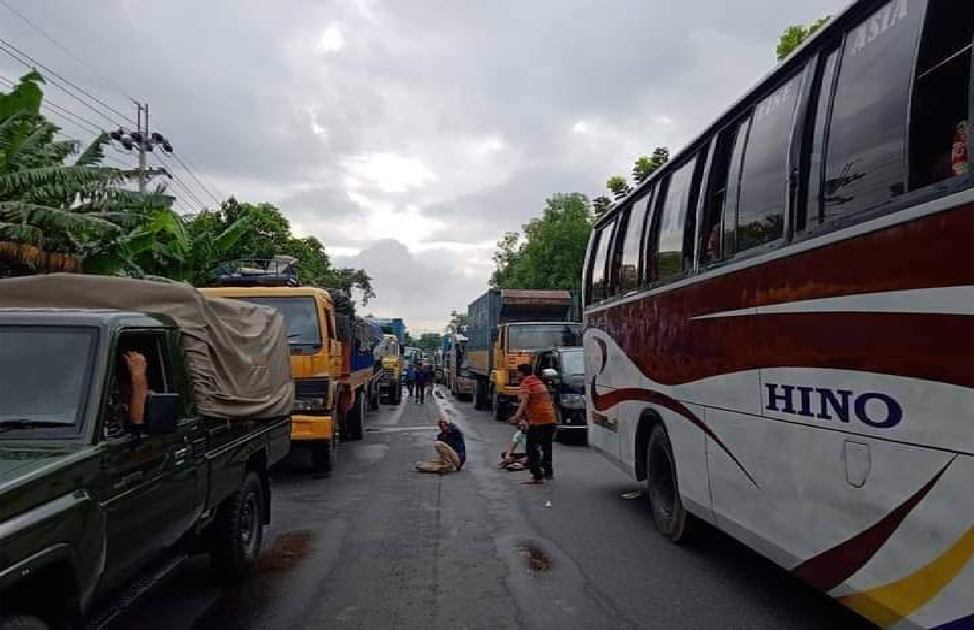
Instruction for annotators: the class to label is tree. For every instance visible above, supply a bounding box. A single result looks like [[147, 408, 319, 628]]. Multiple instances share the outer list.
[[417, 332, 442, 354], [606, 175, 631, 200], [1, 71, 169, 271], [632, 147, 670, 184], [446, 309, 468, 334], [777, 17, 829, 60], [491, 193, 593, 291], [592, 195, 614, 219]]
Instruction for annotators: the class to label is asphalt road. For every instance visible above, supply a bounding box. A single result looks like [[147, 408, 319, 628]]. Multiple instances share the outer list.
[[112, 385, 873, 630]]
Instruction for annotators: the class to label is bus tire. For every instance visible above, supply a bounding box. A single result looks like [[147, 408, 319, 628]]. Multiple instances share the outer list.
[[646, 424, 695, 543], [345, 392, 365, 441], [0, 615, 51, 630]]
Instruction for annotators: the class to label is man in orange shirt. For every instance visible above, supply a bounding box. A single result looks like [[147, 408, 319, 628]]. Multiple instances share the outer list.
[[509, 363, 556, 484]]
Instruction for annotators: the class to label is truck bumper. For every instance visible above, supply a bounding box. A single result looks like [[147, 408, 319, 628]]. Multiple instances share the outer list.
[[290, 414, 335, 441], [497, 384, 520, 400]]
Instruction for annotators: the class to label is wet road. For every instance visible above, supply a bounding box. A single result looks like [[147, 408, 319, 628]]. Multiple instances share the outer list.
[[113, 386, 872, 630]]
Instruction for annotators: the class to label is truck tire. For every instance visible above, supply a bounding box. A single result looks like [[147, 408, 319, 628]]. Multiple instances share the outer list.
[[391, 379, 402, 405], [211, 471, 265, 580], [492, 387, 507, 422], [345, 392, 365, 441], [311, 440, 336, 472], [646, 424, 696, 544], [0, 615, 50, 630], [474, 379, 487, 410]]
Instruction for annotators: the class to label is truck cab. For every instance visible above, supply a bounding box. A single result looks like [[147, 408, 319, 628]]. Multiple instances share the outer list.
[[0, 275, 292, 630], [376, 333, 403, 404], [489, 321, 583, 420], [201, 284, 344, 471]]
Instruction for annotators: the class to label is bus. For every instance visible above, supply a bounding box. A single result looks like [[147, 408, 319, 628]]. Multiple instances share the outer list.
[[581, 1, 972, 628]]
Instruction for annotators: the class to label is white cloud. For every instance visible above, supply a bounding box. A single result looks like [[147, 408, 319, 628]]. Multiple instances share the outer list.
[[572, 120, 590, 134], [316, 24, 345, 54], [652, 115, 674, 125], [344, 152, 437, 193]]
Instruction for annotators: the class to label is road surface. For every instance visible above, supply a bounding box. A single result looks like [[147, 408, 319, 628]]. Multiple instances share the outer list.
[[113, 385, 872, 630]]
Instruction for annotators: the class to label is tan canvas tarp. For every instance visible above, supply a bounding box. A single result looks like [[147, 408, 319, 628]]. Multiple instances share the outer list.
[[0, 274, 293, 420]]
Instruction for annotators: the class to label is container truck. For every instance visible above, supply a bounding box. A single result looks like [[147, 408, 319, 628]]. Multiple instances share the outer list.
[[466, 288, 583, 420]]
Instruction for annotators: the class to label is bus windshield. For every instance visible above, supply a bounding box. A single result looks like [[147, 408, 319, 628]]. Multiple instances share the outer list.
[[234, 297, 321, 348], [507, 323, 582, 351]]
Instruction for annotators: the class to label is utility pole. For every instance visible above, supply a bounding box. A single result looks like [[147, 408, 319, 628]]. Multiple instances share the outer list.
[[109, 101, 173, 193]]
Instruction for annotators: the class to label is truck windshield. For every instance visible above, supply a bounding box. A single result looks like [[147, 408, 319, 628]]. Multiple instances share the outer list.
[[235, 297, 321, 348], [508, 324, 582, 351], [560, 349, 585, 375], [0, 326, 96, 433]]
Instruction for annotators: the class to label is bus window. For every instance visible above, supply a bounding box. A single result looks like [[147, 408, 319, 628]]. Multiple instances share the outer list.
[[617, 190, 653, 293], [909, 0, 972, 188], [735, 69, 804, 253], [701, 121, 746, 264], [652, 157, 698, 281], [821, 0, 924, 219], [586, 220, 615, 304], [803, 47, 840, 229]]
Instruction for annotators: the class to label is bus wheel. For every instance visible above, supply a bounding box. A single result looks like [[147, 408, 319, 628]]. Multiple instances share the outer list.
[[646, 424, 695, 543]]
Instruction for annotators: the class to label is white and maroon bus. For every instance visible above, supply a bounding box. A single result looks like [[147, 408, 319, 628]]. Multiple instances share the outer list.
[[582, 1, 972, 627]]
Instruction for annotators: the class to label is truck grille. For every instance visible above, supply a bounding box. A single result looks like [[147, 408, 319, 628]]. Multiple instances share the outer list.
[[295, 377, 328, 398]]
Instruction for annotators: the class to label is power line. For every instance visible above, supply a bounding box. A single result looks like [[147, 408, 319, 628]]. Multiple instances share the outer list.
[[155, 155, 207, 210], [0, 36, 136, 126], [1, 72, 102, 136], [156, 152, 215, 207], [0, 0, 138, 106], [167, 152, 221, 205], [168, 150, 224, 202], [0, 41, 125, 129]]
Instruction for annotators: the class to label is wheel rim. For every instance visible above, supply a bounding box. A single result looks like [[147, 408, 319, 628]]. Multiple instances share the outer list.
[[240, 493, 259, 559], [649, 445, 676, 519]]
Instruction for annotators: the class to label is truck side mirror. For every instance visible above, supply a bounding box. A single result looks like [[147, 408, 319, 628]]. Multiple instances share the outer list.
[[143, 393, 180, 435]]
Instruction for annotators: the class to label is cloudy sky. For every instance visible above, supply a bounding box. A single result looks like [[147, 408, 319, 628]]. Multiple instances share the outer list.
[[1, 0, 845, 332]]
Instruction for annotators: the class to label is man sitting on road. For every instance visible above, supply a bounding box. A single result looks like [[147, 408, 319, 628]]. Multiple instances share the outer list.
[[509, 363, 556, 484], [499, 420, 529, 471], [416, 418, 467, 474]]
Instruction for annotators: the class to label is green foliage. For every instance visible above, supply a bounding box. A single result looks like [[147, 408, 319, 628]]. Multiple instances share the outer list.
[[592, 195, 614, 219], [417, 333, 442, 354], [447, 309, 468, 334], [633, 147, 669, 184], [777, 17, 829, 60], [491, 193, 593, 291], [606, 175, 631, 200]]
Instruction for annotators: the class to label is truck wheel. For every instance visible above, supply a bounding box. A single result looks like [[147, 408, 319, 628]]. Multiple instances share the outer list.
[[391, 380, 402, 405], [492, 388, 507, 422], [646, 425, 696, 543], [473, 379, 486, 410], [345, 392, 365, 441], [0, 615, 50, 630], [368, 386, 380, 412], [211, 471, 265, 580], [311, 440, 336, 472]]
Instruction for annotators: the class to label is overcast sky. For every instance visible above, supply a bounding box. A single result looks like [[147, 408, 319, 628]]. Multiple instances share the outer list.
[[1, 0, 846, 332]]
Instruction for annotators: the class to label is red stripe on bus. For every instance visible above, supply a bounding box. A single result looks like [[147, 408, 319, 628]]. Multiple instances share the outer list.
[[792, 456, 955, 591], [591, 383, 759, 488]]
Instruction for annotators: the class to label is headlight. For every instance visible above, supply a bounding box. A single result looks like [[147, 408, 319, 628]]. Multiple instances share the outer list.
[[293, 397, 327, 412], [560, 393, 586, 409]]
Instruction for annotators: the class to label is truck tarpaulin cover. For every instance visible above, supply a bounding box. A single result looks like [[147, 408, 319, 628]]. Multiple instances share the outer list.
[[0, 274, 294, 420]]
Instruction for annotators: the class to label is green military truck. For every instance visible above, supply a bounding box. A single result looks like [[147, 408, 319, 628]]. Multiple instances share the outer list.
[[0, 275, 293, 630]]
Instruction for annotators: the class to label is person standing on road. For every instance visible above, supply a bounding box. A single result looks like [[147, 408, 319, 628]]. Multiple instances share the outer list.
[[509, 363, 556, 484], [405, 364, 415, 399], [414, 362, 429, 404]]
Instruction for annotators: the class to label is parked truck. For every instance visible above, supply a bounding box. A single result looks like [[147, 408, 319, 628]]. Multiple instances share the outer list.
[[371, 318, 405, 405], [0, 275, 293, 630], [466, 289, 583, 420], [202, 260, 381, 472]]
